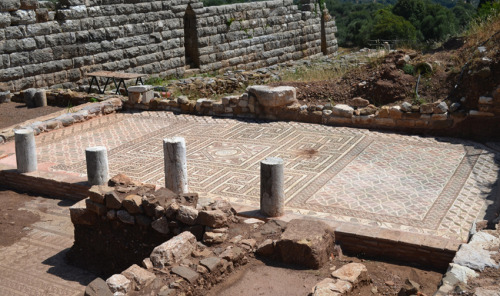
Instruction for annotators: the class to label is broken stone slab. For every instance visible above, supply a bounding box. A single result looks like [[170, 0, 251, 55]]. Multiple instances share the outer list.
[[247, 85, 297, 107], [199, 257, 222, 272], [275, 219, 335, 269], [446, 263, 478, 284], [453, 232, 500, 271], [176, 205, 198, 225], [88, 185, 113, 204], [150, 231, 197, 269], [122, 264, 156, 291], [171, 266, 199, 284], [197, 209, 228, 228], [84, 278, 113, 296], [108, 173, 132, 187], [312, 278, 352, 296], [122, 194, 143, 214], [70, 199, 97, 225], [331, 263, 368, 284], [331, 104, 354, 118], [106, 274, 131, 295]]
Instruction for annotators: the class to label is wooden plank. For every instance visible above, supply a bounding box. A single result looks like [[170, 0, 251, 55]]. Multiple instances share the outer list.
[[86, 71, 147, 79]]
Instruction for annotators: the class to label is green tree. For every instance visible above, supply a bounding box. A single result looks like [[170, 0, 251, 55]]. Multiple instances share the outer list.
[[371, 9, 418, 40]]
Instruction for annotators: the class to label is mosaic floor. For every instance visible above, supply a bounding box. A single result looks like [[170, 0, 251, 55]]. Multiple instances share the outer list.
[[35, 111, 500, 242], [0, 196, 95, 296]]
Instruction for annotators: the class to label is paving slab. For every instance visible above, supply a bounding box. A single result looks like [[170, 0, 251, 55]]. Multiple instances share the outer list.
[[1, 110, 499, 244]]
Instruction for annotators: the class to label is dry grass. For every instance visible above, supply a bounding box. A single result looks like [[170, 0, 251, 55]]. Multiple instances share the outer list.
[[279, 65, 349, 82], [465, 13, 500, 50]]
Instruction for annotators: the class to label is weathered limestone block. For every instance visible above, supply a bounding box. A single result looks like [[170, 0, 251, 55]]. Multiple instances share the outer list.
[[331, 263, 368, 284], [332, 104, 354, 118], [348, 97, 369, 108], [106, 274, 131, 295], [433, 101, 448, 114], [276, 219, 335, 269], [121, 264, 155, 291], [10, 9, 36, 25], [20, 0, 38, 9], [176, 205, 198, 225], [247, 85, 297, 107], [150, 231, 196, 269], [197, 209, 228, 228], [105, 191, 123, 209], [0, 0, 20, 12], [0, 12, 11, 28], [312, 278, 353, 296], [203, 231, 227, 244]]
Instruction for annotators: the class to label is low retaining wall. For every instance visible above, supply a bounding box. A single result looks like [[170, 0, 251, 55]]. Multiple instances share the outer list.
[[129, 85, 500, 139]]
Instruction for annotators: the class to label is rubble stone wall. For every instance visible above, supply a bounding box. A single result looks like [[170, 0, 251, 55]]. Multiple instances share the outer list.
[[0, 0, 338, 91]]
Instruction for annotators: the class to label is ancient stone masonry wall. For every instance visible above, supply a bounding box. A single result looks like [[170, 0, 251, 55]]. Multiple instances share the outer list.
[[0, 0, 338, 92]]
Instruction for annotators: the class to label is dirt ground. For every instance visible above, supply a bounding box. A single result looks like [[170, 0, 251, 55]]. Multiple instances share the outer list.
[[209, 246, 442, 296], [0, 102, 65, 130], [0, 187, 40, 247]]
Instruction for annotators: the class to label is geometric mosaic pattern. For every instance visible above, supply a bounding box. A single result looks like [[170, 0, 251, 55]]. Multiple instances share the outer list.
[[35, 111, 500, 242], [0, 197, 95, 296]]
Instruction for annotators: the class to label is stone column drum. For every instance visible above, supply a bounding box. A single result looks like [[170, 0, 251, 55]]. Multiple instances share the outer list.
[[260, 157, 285, 217], [85, 146, 109, 185], [163, 137, 188, 194], [15, 129, 37, 173]]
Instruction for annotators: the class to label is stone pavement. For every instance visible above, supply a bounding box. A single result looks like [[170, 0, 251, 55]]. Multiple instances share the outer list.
[[11, 110, 495, 243], [0, 196, 95, 296]]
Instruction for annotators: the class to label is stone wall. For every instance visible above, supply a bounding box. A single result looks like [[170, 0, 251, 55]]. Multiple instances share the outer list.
[[0, 0, 338, 92]]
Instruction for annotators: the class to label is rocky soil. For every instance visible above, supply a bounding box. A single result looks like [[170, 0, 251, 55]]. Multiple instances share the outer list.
[[0, 102, 65, 130]]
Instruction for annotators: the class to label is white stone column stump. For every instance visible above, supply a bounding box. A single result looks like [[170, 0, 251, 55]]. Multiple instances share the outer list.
[[85, 146, 109, 185], [163, 137, 188, 194], [15, 129, 37, 173], [260, 157, 285, 217]]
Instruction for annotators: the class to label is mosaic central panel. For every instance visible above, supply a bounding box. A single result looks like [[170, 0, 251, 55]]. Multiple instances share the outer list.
[[35, 112, 499, 241]]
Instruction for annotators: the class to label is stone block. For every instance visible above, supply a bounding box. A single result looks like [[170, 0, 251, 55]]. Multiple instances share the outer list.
[[85, 198, 107, 216], [203, 231, 227, 244], [150, 231, 197, 269], [331, 263, 368, 284], [123, 194, 143, 214], [0, 0, 20, 12], [88, 185, 113, 204], [247, 85, 297, 107], [151, 216, 170, 234], [20, 0, 38, 9], [176, 205, 198, 225], [348, 97, 369, 108], [0, 12, 11, 28], [389, 106, 402, 119], [105, 191, 122, 209], [122, 264, 155, 291], [171, 266, 199, 284], [312, 278, 352, 295], [199, 257, 222, 272], [106, 274, 131, 295], [420, 103, 436, 114], [84, 278, 113, 296], [331, 104, 354, 118], [197, 209, 228, 228], [70, 199, 97, 225], [276, 219, 335, 269], [117, 210, 135, 224]]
